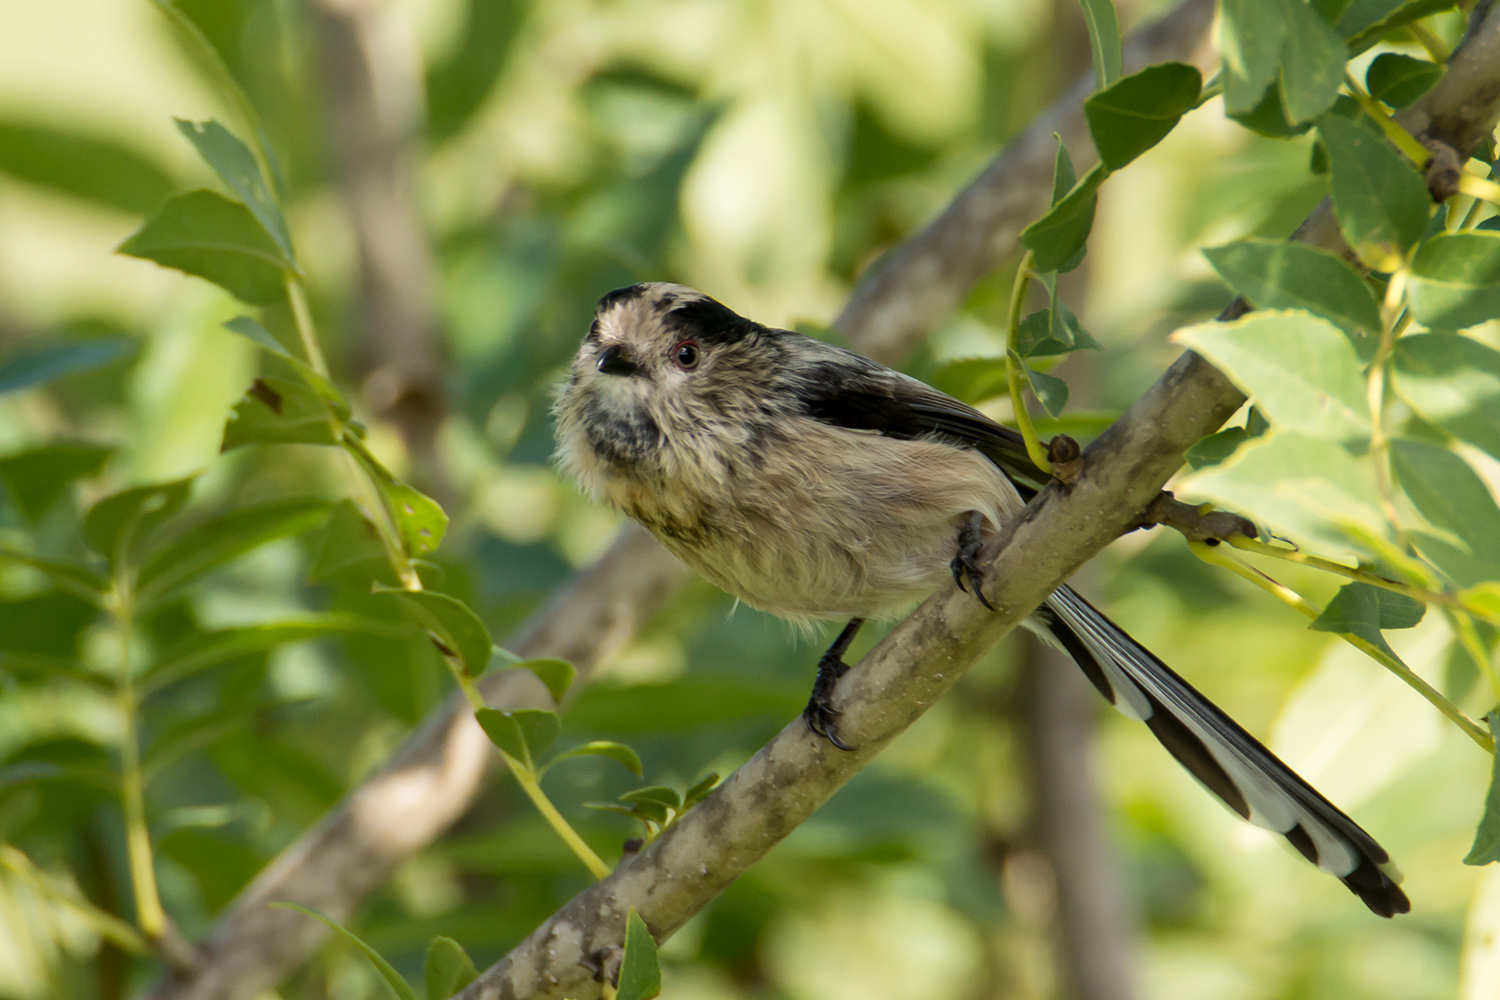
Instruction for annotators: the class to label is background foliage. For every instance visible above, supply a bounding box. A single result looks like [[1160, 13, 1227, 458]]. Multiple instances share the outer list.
[[0, 0, 1498, 998]]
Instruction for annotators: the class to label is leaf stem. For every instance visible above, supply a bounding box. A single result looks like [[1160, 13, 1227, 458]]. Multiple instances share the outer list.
[[1457, 171, 1500, 208], [284, 274, 331, 379], [1342, 73, 1433, 166], [110, 579, 169, 942], [0, 846, 150, 955], [1004, 251, 1053, 474], [1367, 271, 1408, 529], [1406, 19, 1449, 62], [1191, 541, 1494, 752], [341, 433, 423, 591], [501, 752, 611, 879]]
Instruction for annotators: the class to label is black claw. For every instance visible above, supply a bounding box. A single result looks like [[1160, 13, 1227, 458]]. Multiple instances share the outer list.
[[804, 620, 863, 751], [953, 513, 995, 611]]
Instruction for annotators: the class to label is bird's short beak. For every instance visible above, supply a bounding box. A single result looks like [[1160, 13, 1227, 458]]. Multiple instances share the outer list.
[[596, 343, 638, 376]]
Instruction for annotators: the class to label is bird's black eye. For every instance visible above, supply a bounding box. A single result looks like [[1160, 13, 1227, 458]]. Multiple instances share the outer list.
[[673, 340, 700, 370]]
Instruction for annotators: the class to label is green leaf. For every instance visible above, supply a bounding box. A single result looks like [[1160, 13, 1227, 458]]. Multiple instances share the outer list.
[[1340, 0, 1456, 48], [620, 786, 682, 811], [1203, 240, 1381, 339], [0, 338, 136, 396], [1407, 232, 1500, 331], [682, 771, 721, 809], [1389, 439, 1500, 586], [1019, 303, 1103, 359], [273, 903, 417, 1000], [308, 500, 388, 581], [1392, 334, 1500, 461], [1229, 84, 1313, 139], [1021, 162, 1106, 272], [0, 121, 176, 214], [424, 936, 478, 1000], [0, 442, 113, 522], [117, 190, 293, 305], [1317, 114, 1430, 265], [517, 657, 576, 702], [1083, 62, 1201, 172], [616, 908, 662, 1000], [1179, 431, 1385, 558], [544, 741, 644, 777], [1077, 0, 1122, 90], [1464, 711, 1500, 865], [142, 615, 396, 693], [344, 441, 448, 558], [474, 708, 560, 770], [1220, 0, 1287, 115], [0, 549, 108, 601], [1174, 310, 1371, 442], [175, 119, 292, 259], [1015, 353, 1069, 417], [1309, 581, 1425, 660], [82, 478, 195, 568], [223, 316, 345, 405], [1365, 53, 1443, 109], [1278, 0, 1347, 125], [134, 498, 331, 603], [379, 589, 493, 676], [424, 0, 527, 143], [1184, 427, 1248, 470], [929, 357, 1009, 405], [222, 377, 343, 451]]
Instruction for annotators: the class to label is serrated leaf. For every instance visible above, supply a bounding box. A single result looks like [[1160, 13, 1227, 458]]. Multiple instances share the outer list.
[[1220, 0, 1288, 115], [682, 771, 720, 809], [309, 500, 387, 581], [1467, 712, 1500, 864], [1365, 53, 1443, 109], [222, 377, 343, 451], [1392, 334, 1500, 461], [0, 338, 136, 396], [616, 908, 662, 1000], [1077, 0, 1122, 90], [224, 316, 345, 405], [1309, 581, 1425, 660], [1019, 302, 1103, 359], [424, 936, 477, 1000], [620, 786, 682, 811], [118, 190, 292, 305], [1083, 62, 1201, 172], [517, 657, 576, 703], [1174, 310, 1370, 442], [82, 478, 195, 568], [1021, 162, 1105, 272], [1179, 430, 1385, 558], [175, 119, 292, 259], [1203, 240, 1381, 338], [0, 442, 113, 522], [1016, 355, 1069, 417], [475, 708, 560, 770], [344, 441, 448, 558], [1185, 427, 1249, 470], [1278, 0, 1347, 125], [545, 741, 643, 777], [1407, 232, 1500, 331], [1318, 115, 1430, 266], [273, 903, 417, 1000], [378, 588, 492, 676]]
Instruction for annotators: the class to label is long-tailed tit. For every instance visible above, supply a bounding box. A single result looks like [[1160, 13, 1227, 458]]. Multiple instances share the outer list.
[[553, 282, 1409, 917]]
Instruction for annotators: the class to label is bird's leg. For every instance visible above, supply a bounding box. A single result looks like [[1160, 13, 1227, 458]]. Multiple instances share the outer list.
[[950, 511, 995, 610], [804, 618, 864, 751]]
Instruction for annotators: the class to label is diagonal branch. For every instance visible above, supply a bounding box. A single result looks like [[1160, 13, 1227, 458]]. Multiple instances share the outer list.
[[141, 2, 1220, 996], [457, 7, 1500, 997]]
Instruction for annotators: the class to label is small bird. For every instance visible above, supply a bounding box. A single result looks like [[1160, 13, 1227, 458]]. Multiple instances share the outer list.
[[553, 281, 1409, 917]]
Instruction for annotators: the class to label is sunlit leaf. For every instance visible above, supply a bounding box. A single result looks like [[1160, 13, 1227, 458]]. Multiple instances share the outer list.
[[682, 772, 721, 809], [1174, 310, 1371, 442], [117, 190, 292, 305], [1407, 232, 1500, 331], [1203, 240, 1381, 339], [1278, 0, 1347, 124], [620, 786, 681, 811], [544, 741, 644, 777], [223, 316, 345, 404], [616, 908, 662, 1000], [1317, 115, 1430, 266], [1309, 581, 1425, 660], [1466, 712, 1500, 865], [1389, 439, 1500, 586], [345, 441, 448, 558], [222, 377, 343, 451], [1392, 334, 1500, 461], [1340, 0, 1457, 48], [1082, 62, 1201, 172], [517, 657, 576, 703], [175, 119, 292, 258]]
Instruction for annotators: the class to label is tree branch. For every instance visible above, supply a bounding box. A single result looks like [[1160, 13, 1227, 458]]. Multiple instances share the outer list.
[[457, 8, 1500, 996]]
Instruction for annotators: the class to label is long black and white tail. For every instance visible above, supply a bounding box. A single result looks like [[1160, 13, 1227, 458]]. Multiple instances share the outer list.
[[1034, 585, 1409, 917]]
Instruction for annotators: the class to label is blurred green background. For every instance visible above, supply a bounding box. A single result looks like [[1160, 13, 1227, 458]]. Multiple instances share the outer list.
[[0, 0, 1495, 998]]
